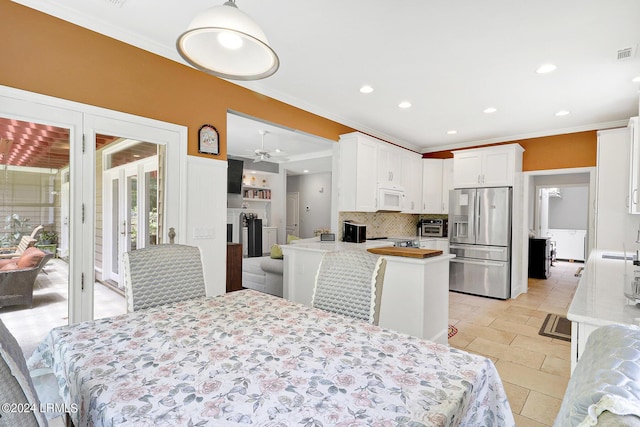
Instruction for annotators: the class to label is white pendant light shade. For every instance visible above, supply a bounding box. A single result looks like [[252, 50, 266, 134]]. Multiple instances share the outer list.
[[177, 1, 279, 80]]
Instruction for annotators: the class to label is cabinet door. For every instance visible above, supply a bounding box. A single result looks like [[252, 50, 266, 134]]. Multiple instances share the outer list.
[[377, 143, 402, 188], [629, 117, 640, 214], [401, 152, 422, 213], [453, 151, 482, 188], [355, 138, 378, 211], [262, 228, 278, 253], [442, 158, 453, 213], [482, 149, 514, 187], [422, 159, 443, 213]]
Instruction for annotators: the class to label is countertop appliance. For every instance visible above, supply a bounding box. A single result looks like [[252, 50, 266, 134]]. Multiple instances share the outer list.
[[419, 219, 448, 237], [449, 187, 512, 299], [387, 237, 420, 248], [343, 221, 366, 243]]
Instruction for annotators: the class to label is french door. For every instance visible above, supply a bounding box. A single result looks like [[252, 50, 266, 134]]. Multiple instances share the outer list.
[[0, 86, 186, 325]]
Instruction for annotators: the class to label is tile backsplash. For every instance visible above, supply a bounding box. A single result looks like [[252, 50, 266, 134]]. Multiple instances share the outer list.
[[339, 212, 447, 239]]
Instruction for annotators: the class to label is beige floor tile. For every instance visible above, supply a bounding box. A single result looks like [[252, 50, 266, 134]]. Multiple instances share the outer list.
[[490, 318, 546, 339], [513, 413, 548, 427], [467, 337, 545, 369], [521, 390, 563, 425], [453, 322, 516, 345], [525, 316, 544, 329], [502, 381, 529, 414], [495, 360, 569, 399], [510, 335, 571, 361], [504, 305, 548, 319], [448, 330, 474, 349], [541, 355, 571, 378]]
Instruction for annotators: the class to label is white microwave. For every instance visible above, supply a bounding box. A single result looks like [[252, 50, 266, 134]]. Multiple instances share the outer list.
[[377, 186, 404, 211]]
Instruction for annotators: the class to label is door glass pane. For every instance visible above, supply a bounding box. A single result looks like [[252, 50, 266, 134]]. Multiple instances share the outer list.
[[0, 117, 70, 357], [94, 136, 164, 319]]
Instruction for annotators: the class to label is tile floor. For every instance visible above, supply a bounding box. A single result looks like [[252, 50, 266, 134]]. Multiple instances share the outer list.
[[449, 260, 580, 426], [1, 258, 579, 426]]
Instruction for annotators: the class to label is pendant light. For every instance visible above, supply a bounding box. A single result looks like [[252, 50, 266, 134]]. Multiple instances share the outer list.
[[176, 0, 279, 80]]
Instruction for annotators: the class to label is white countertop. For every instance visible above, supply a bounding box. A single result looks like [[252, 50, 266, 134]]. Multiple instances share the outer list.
[[567, 249, 640, 327], [281, 240, 394, 253]]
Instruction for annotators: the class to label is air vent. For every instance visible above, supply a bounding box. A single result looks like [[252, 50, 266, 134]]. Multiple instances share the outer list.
[[103, 0, 126, 7], [617, 46, 635, 60]]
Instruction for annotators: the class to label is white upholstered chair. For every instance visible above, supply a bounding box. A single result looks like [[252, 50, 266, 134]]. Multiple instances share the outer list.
[[311, 249, 387, 325], [0, 319, 48, 427], [123, 244, 206, 312]]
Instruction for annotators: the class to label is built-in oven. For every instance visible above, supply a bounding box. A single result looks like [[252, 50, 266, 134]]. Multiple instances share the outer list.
[[420, 219, 448, 237]]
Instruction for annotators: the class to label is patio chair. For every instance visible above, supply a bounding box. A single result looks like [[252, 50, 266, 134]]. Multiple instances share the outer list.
[[0, 248, 53, 308], [123, 244, 206, 312], [311, 249, 387, 325], [0, 235, 37, 259], [0, 318, 49, 426]]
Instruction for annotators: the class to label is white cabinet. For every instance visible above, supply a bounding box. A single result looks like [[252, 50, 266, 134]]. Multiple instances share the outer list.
[[422, 159, 444, 213], [338, 133, 378, 212], [401, 151, 423, 213], [442, 158, 453, 213], [452, 144, 523, 188], [421, 158, 453, 214], [419, 238, 449, 254], [595, 127, 635, 250], [262, 227, 278, 253], [377, 143, 403, 189], [628, 117, 640, 214]]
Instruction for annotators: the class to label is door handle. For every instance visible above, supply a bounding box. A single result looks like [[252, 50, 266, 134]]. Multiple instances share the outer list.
[[450, 258, 505, 267]]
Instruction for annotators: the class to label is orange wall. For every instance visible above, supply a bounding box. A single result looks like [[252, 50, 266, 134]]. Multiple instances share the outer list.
[[423, 131, 598, 171], [0, 1, 354, 159]]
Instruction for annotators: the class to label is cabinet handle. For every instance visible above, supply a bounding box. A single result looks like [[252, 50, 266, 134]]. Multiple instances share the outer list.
[[477, 175, 481, 184], [634, 189, 638, 206]]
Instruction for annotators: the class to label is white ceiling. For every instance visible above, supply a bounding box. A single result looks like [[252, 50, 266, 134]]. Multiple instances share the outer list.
[[13, 0, 640, 154]]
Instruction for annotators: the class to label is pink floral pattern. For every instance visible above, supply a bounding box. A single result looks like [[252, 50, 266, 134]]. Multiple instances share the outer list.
[[29, 290, 514, 426]]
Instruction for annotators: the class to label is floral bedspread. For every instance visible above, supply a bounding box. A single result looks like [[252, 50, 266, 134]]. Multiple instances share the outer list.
[[29, 290, 514, 426]]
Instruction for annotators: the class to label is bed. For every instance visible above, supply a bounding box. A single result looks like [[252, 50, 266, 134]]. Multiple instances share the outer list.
[[29, 290, 515, 426]]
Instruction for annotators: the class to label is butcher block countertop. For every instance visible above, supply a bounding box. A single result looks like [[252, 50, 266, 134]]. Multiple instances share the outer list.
[[367, 247, 443, 258]]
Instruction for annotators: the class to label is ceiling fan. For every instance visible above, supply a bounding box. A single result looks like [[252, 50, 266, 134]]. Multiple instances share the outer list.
[[254, 130, 274, 163]]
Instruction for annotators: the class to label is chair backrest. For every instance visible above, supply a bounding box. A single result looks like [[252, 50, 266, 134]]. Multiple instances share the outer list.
[[123, 244, 206, 312], [16, 236, 37, 254], [0, 319, 48, 427], [29, 225, 44, 241], [311, 249, 387, 325]]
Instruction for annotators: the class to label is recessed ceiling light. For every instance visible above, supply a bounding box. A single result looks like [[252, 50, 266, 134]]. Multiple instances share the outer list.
[[360, 85, 374, 94], [303, 169, 309, 173], [398, 101, 412, 109], [275, 148, 281, 153], [447, 130, 457, 135], [633, 76, 640, 83], [536, 63, 557, 74], [555, 110, 570, 116], [483, 107, 497, 114]]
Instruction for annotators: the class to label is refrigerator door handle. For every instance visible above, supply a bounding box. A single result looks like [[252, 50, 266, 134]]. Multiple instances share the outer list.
[[450, 258, 506, 268], [449, 244, 505, 252]]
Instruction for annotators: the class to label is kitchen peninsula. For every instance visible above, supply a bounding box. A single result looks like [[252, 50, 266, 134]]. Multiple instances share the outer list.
[[567, 249, 640, 371], [280, 241, 455, 345]]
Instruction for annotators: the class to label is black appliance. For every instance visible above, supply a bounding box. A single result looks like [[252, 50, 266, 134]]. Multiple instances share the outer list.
[[227, 159, 244, 194], [343, 221, 366, 243]]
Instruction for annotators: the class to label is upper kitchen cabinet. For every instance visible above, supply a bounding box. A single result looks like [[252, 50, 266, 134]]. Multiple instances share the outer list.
[[452, 144, 523, 188], [377, 142, 403, 189], [628, 117, 640, 214], [422, 159, 443, 213], [338, 132, 379, 212], [421, 158, 453, 214], [401, 151, 423, 213]]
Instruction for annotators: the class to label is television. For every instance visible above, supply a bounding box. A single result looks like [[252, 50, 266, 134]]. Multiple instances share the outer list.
[[227, 159, 244, 194]]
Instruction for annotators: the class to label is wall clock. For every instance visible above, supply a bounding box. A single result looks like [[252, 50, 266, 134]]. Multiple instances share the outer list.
[[198, 124, 219, 155]]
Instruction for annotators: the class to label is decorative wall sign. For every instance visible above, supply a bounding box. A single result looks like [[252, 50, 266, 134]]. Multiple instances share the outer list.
[[198, 124, 219, 155]]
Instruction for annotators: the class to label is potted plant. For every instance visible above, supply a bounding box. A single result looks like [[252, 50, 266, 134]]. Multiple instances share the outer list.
[[39, 230, 58, 245]]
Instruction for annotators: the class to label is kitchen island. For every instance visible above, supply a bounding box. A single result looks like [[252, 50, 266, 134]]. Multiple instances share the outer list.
[[567, 248, 640, 371], [280, 241, 455, 345]]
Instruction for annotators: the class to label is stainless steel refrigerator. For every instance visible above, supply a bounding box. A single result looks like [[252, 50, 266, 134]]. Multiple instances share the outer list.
[[449, 187, 512, 299]]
